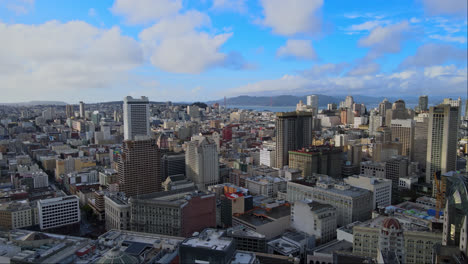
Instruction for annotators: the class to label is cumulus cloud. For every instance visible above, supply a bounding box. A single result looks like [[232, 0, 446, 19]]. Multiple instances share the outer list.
[[400, 43, 467, 68], [301, 63, 349, 77], [111, 0, 182, 24], [140, 11, 243, 74], [277, 39, 317, 60], [226, 64, 467, 96], [346, 20, 390, 32], [0, 20, 144, 101], [211, 0, 247, 13], [359, 21, 411, 55], [347, 63, 380, 76], [259, 0, 323, 36], [421, 0, 468, 16]]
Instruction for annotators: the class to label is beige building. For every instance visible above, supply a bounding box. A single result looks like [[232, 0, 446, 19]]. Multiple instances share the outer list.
[[390, 119, 415, 160], [286, 178, 373, 226], [0, 201, 38, 230], [104, 194, 131, 231], [353, 216, 442, 264], [291, 200, 336, 244], [426, 104, 459, 184], [344, 175, 392, 208]]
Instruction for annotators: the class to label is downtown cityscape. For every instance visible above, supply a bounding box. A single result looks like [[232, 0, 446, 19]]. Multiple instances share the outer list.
[[0, 0, 467, 264]]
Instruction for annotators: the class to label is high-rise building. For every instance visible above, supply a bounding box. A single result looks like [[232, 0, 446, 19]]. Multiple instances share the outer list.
[[185, 135, 219, 190], [344, 95, 354, 109], [414, 113, 429, 170], [275, 112, 313, 168], [390, 119, 415, 160], [385, 99, 411, 126], [118, 138, 162, 197], [426, 104, 459, 184], [368, 110, 383, 136], [79, 101, 85, 118], [65, 104, 74, 118], [379, 98, 392, 120], [307, 95, 319, 115], [161, 152, 186, 181], [123, 96, 150, 140], [418, 95, 428, 112], [288, 146, 343, 179]]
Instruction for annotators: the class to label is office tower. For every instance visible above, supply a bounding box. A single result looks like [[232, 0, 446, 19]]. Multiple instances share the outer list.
[[385, 99, 411, 125], [345, 95, 354, 108], [390, 119, 415, 160], [443, 97, 463, 126], [161, 152, 186, 181], [79, 101, 85, 118], [369, 110, 383, 136], [65, 104, 74, 118], [307, 95, 319, 115], [38, 196, 80, 230], [185, 135, 219, 190], [275, 112, 313, 168], [414, 114, 429, 170], [123, 96, 150, 140], [418, 95, 428, 112], [426, 104, 459, 184], [465, 99, 468, 120], [442, 172, 468, 252], [327, 103, 337, 111], [386, 156, 408, 194], [118, 138, 162, 197], [288, 146, 343, 179], [379, 98, 392, 117], [291, 200, 337, 244]]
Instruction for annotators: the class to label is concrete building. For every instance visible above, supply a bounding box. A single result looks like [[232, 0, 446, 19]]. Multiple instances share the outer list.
[[426, 104, 459, 184], [390, 119, 415, 160], [79, 101, 85, 118], [379, 98, 392, 123], [344, 175, 392, 208], [353, 216, 442, 264], [104, 193, 131, 231], [360, 161, 386, 179], [291, 200, 336, 244], [129, 188, 216, 237], [161, 152, 185, 180], [418, 95, 428, 112], [286, 178, 373, 226], [65, 104, 74, 118], [385, 155, 408, 194], [118, 138, 162, 197], [0, 200, 38, 230], [123, 96, 150, 140], [185, 135, 219, 190], [226, 225, 267, 253], [307, 95, 319, 115], [368, 111, 383, 136], [260, 147, 276, 168], [275, 111, 314, 169], [244, 175, 286, 197], [37, 196, 80, 230], [288, 146, 343, 179], [414, 113, 429, 170]]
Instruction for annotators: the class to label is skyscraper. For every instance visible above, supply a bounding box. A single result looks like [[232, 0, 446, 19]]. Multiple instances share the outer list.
[[414, 113, 429, 170], [390, 119, 415, 160], [118, 138, 162, 197], [185, 135, 219, 190], [379, 98, 392, 124], [275, 111, 313, 168], [425, 104, 459, 184], [418, 95, 428, 112], [307, 95, 319, 115], [79, 101, 85, 118], [65, 104, 74, 118], [123, 96, 150, 140]]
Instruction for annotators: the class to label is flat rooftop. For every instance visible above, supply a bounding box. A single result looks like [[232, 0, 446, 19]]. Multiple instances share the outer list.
[[313, 239, 353, 255], [182, 229, 232, 251]]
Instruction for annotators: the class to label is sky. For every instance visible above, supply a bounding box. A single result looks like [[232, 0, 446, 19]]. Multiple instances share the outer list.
[[0, 0, 466, 103]]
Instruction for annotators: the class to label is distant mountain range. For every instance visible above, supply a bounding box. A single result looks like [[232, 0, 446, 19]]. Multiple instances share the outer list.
[[207, 94, 459, 107], [0, 101, 68, 106]]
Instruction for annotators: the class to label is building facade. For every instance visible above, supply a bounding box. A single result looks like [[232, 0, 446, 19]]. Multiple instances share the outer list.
[[185, 136, 219, 190], [123, 96, 150, 140], [37, 196, 80, 230]]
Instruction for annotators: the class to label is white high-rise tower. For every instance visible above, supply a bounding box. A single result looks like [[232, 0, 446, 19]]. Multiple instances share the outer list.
[[123, 96, 150, 140]]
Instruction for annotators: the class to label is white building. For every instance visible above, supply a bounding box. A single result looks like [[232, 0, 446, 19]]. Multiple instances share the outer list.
[[185, 135, 219, 190], [104, 194, 131, 231], [307, 95, 318, 110], [38, 196, 80, 230], [123, 96, 150, 140], [244, 175, 286, 197], [334, 134, 349, 147], [260, 148, 276, 168], [291, 200, 336, 244], [32, 171, 49, 189], [344, 175, 392, 208]]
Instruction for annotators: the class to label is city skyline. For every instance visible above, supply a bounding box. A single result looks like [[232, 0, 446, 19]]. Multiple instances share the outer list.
[[0, 0, 467, 103]]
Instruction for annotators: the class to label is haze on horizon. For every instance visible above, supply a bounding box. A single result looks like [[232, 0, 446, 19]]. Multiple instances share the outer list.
[[0, 0, 466, 103]]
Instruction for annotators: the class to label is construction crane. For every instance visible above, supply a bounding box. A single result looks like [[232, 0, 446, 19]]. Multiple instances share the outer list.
[[433, 171, 443, 219]]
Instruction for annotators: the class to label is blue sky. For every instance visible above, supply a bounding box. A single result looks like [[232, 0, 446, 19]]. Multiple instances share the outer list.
[[0, 0, 466, 103]]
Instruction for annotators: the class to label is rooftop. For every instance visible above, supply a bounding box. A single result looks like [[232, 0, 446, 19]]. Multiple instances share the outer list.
[[267, 237, 300, 255], [182, 229, 232, 251], [313, 239, 353, 255]]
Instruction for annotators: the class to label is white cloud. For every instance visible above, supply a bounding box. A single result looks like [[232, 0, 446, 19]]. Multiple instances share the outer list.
[[111, 0, 182, 24], [409, 17, 421, 23], [276, 39, 317, 60], [1, 0, 34, 15], [347, 20, 388, 31], [211, 0, 247, 13], [88, 8, 97, 17], [226, 64, 467, 96], [139, 11, 239, 74], [0, 20, 144, 101], [421, 0, 468, 16], [301, 63, 348, 77], [359, 21, 411, 54], [429, 34, 467, 43], [259, 0, 323, 36], [347, 63, 380, 76], [400, 43, 467, 68]]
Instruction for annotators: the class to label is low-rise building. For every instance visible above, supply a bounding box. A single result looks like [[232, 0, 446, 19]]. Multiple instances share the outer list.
[[244, 175, 286, 197], [0, 200, 38, 230], [344, 175, 392, 208], [37, 195, 80, 230]]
